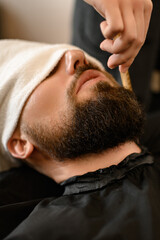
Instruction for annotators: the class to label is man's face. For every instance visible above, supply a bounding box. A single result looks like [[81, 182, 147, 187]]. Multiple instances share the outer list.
[[20, 49, 144, 161]]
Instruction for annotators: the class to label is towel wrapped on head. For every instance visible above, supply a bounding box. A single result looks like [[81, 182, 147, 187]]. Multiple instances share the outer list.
[[0, 39, 104, 172]]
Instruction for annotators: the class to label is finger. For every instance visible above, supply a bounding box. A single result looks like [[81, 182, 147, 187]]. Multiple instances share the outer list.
[[100, 21, 108, 37], [100, 38, 115, 53], [143, 0, 153, 39], [114, 3, 137, 53], [133, 6, 145, 48], [119, 58, 134, 73], [107, 52, 134, 69], [100, 4, 124, 39], [100, 34, 131, 55], [101, 6, 138, 55], [107, 45, 139, 69]]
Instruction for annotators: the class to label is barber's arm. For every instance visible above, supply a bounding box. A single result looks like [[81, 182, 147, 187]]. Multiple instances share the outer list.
[[84, 0, 153, 73]]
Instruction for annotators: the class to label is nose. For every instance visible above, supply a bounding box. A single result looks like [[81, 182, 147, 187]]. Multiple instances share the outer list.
[[65, 50, 88, 75]]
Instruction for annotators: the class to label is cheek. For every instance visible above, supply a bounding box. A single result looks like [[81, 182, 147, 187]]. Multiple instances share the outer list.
[[23, 80, 68, 124], [39, 85, 66, 115]]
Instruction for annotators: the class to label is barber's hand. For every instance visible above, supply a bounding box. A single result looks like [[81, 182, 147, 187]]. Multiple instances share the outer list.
[[84, 0, 153, 72]]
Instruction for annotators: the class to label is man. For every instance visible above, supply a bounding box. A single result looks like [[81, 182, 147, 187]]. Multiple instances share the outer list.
[[0, 40, 160, 239]]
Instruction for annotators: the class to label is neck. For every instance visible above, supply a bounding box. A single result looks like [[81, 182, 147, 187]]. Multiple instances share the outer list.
[[28, 141, 141, 183]]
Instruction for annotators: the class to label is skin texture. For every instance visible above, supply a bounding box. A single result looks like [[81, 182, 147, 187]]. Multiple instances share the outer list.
[[84, 0, 153, 72], [8, 49, 143, 183]]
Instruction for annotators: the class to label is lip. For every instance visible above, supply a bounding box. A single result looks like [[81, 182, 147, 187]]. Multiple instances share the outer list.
[[76, 69, 110, 94]]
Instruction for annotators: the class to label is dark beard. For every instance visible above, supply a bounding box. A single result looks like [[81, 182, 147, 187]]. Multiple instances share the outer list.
[[22, 82, 145, 161]]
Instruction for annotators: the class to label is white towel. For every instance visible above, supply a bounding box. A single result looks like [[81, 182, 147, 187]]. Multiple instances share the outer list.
[[0, 39, 104, 172]]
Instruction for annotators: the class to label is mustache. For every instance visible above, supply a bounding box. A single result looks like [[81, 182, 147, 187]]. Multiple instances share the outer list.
[[67, 62, 103, 98]]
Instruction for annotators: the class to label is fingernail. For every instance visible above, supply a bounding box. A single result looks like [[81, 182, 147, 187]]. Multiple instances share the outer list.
[[109, 65, 117, 69]]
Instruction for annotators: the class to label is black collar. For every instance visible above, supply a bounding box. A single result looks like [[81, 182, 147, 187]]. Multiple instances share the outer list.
[[61, 147, 153, 195]]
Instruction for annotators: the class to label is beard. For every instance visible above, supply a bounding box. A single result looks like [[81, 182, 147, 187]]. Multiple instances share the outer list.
[[22, 76, 145, 161]]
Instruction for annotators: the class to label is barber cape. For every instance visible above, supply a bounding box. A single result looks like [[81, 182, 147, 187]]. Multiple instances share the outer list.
[[0, 39, 104, 172], [1, 148, 160, 240]]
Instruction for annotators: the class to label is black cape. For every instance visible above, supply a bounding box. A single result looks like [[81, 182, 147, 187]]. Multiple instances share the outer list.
[[1, 148, 160, 240]]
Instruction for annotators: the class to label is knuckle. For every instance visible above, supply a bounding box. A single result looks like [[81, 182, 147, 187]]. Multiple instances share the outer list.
[[100, 21, 106, 31], [134, 0, 153, 13], [127, 34, 137, 44], [126, 59, 134, 68], [119, 54, 127, 64], [134, 0, 143, 9], [146, 0, 153, 11], [107, 24, 124, 38], [111, 24, 124, 34], [136, 37, 144, 47], [120, 54, 133, 65], [133, 34, 145, 47]]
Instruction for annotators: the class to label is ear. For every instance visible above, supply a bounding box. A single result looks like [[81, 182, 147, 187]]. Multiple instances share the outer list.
[[7, 136, 34, 159]]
